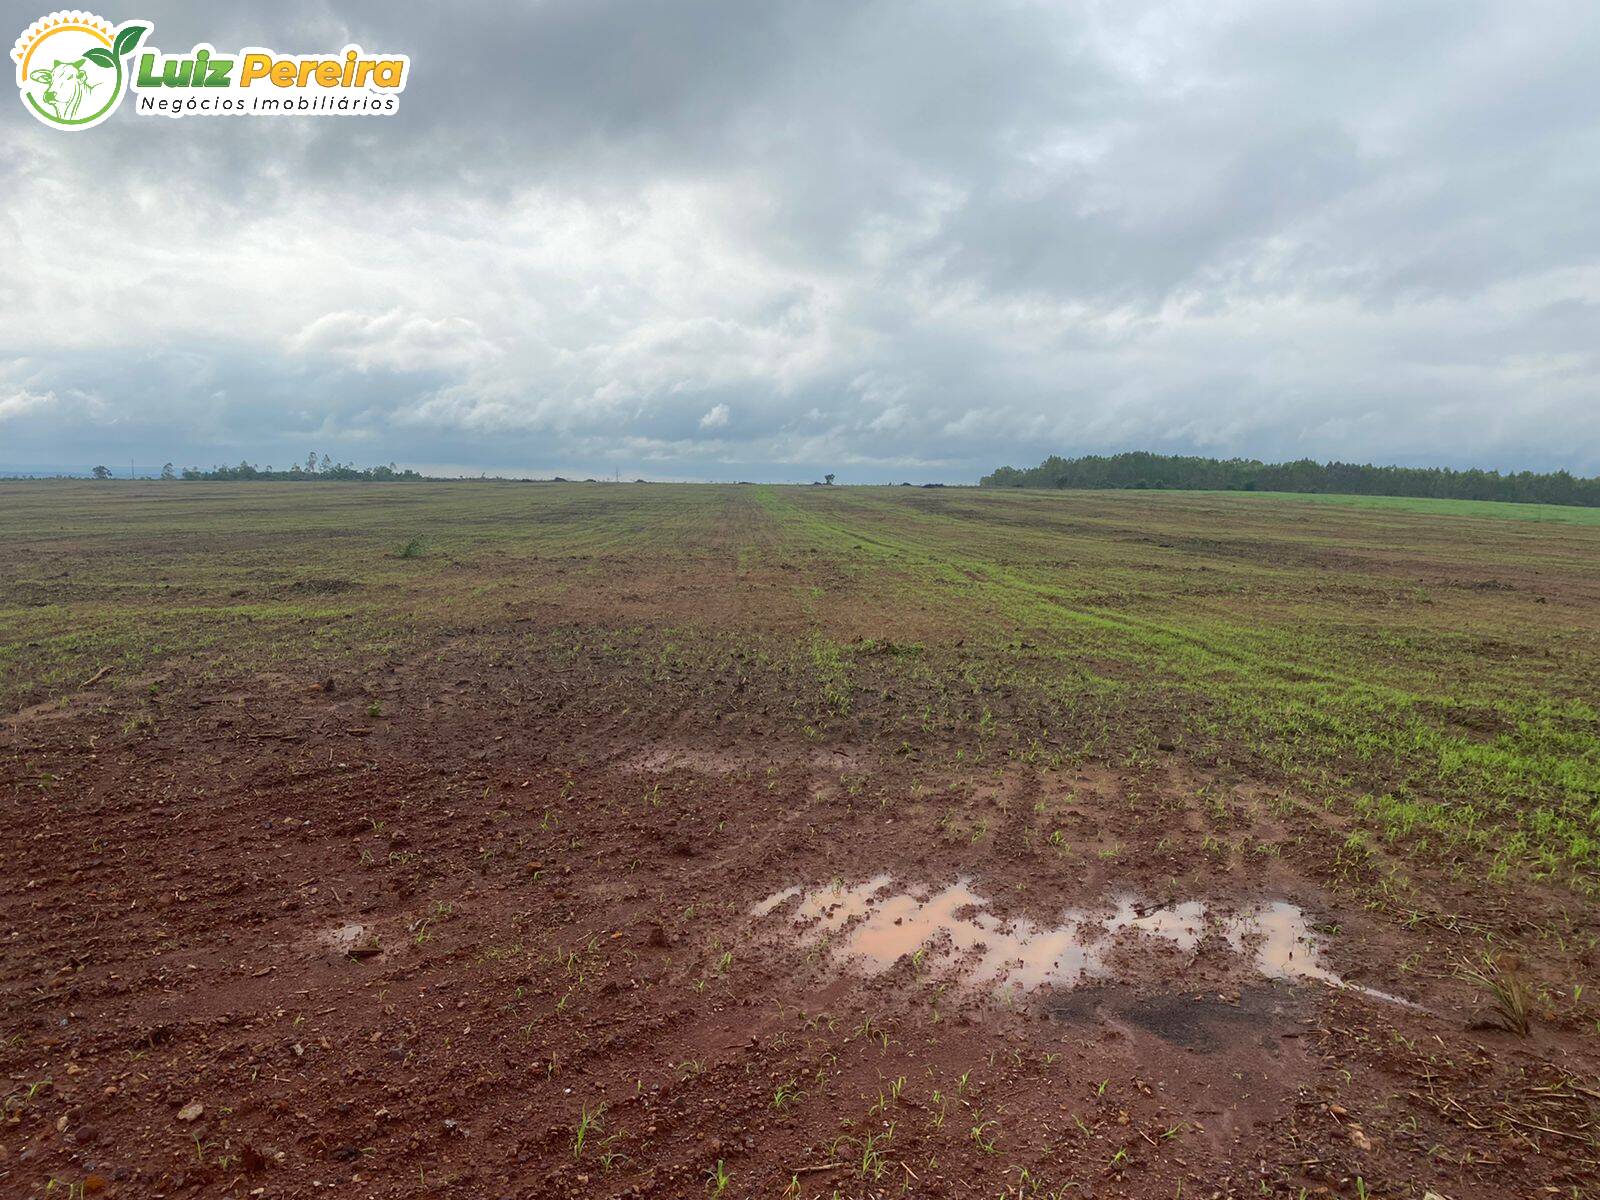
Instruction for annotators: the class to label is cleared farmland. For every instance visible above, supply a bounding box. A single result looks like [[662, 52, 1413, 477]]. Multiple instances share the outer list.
[[2, 482, 1597, 1198]]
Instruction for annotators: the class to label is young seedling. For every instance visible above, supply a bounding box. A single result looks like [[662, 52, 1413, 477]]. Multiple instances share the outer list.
[[772, 1078, 800, 1109], [573, 1102, 605, 1159], [854, 1126, 893, 1180], [971, 1115, 999, 1153], [706, 1159, 731, 1196]]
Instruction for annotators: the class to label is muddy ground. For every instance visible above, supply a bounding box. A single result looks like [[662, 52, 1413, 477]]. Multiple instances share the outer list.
[[2, 484, 1598, 1198], [3, 640, 1595, 1200]]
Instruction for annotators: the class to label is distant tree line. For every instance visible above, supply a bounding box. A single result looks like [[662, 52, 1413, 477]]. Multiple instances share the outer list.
[[40, 456, 598, 484], [175, 462, 426, 482], [980, 452, 1600, 508], [151, 453, 425, 481]]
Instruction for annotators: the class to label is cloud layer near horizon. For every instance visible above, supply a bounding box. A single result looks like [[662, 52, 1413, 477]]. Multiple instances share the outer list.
[[4, 0, 1599, 480]]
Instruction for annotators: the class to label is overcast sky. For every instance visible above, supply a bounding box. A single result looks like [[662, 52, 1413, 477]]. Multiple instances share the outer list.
[[4, 1, 1598, 481]]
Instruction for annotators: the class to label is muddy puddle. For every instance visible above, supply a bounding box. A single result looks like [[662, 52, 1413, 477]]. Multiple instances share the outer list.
[[318, 922, 383, 963], [750, 876, 1409, 1004]]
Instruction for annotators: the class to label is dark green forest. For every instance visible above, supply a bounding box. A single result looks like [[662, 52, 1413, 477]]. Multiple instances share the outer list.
[[981, 452, 1600, 507]]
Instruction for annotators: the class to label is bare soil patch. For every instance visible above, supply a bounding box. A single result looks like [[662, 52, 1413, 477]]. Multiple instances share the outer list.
[[3, 641, 1595, 1199]]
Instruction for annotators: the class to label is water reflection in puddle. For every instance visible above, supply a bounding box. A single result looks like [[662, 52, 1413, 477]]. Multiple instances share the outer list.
[[319, 922, 382, 962], [751, 876, 1406, 1003]]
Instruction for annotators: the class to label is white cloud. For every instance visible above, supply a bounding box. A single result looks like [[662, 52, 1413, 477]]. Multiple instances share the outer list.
[[288, 310, 500, 374], [3, 1, 1599, 478], [0, 389, 57, 422]]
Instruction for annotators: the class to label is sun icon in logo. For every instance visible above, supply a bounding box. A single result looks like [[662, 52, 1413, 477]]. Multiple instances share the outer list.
[[11, 9, 149, 130]]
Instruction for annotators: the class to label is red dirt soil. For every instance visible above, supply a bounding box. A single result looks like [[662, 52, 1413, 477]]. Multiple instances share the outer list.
[[3, 633, 1597, 1199]]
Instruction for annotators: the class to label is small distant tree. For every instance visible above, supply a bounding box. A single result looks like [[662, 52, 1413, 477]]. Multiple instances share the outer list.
[[160, 462, 176, 480], [824, 473, 835, 485], [306, 451, 319, 474], [91, 464, 112, 479]]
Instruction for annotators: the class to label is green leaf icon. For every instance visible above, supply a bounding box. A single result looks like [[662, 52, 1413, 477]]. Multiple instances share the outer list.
[[112, 23, 149, 60], [83, 46, 115, 69]]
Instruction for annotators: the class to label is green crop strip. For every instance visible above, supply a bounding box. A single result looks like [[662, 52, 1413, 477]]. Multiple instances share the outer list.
[[749, 486, 1600, 885]]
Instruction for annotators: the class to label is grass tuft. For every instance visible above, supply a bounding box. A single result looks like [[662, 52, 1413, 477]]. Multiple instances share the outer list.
[[1457, 953, 1534, 1035]]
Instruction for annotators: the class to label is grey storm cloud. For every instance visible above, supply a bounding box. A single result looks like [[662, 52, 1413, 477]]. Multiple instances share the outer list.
[[2, 0, 1598, 480]]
